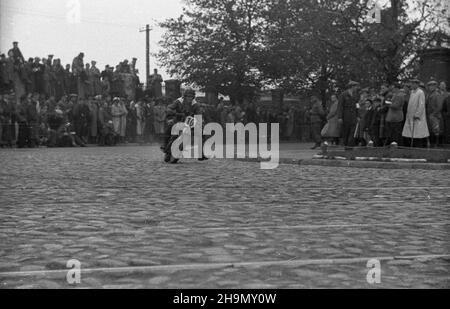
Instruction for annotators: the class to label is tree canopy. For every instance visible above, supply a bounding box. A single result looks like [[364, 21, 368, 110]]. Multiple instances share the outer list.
[[157, 0, 449, 102]]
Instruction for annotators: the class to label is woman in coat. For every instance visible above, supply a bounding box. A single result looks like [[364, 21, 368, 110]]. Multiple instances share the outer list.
[[321, 94, 341, 145]]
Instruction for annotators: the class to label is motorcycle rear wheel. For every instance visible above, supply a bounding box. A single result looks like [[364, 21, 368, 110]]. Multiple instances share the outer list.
[[169, 155, 179, 164]]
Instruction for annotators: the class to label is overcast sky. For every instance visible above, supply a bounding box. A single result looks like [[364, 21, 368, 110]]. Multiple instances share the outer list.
[[0, 0, 184, 80]]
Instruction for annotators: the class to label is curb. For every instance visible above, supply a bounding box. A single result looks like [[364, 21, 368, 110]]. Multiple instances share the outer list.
[[235, 157, 450, 170]]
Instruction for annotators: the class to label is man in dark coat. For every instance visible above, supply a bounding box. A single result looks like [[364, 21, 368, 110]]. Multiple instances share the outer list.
[[367, 97, 385, 147], [63, 64, 76, 95], [150, 69, 163, 98], [16, 99, 29, 148], [22, 58, 34, 93], [245, 102, 258, 124], [32, 57, 45, 95], [338, 81, 360, 147], [441, 82, 450, 144], [426, 80, 443, 147], [47, 107, 65, 147], [8, 42, 25, 65], [53, 59, 66, 100], [143, 100, 154, 143], [0, 54, 12, 93], [308, 96, 326, 149], [72, 98, 91, 143], [101, 66, 113, 95], [72, 53, 85, 98], [0, 95, 7, 146], [1, 95, 16, 146], [384, 84, 406, 146]]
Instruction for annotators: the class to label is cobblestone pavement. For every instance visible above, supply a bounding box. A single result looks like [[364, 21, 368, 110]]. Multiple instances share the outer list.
[[0, 146, 449, 289]]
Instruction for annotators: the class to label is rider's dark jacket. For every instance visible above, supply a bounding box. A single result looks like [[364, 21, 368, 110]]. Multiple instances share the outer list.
[[166, 97, 204, 124]]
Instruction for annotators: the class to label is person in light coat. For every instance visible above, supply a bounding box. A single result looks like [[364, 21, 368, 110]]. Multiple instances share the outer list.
[[135, 101, 145, 143], [111, 97, 122, 139], [321, 94, 341, 145], [402, 78, 429, 147]]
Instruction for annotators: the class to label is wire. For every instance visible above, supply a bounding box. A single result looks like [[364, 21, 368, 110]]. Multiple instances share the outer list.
[[0, 5, 143, 29]]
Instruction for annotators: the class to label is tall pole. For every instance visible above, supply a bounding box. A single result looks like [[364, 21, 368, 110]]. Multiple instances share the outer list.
[[140, 24, 152, 89], [146, 24, 150, 89]]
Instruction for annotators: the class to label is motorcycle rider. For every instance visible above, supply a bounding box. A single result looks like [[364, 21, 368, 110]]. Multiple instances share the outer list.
[[161, 88, 208, 162]]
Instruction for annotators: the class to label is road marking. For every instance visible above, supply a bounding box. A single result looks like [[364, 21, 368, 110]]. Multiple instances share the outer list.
[[1, 186, 450, 194], [338, 187, 450, 190], [1, 254, 449, 278], [155, 222, 450, 232]]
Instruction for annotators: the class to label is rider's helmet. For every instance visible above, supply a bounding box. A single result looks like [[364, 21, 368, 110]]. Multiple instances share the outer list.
[[183, 88, 196, 99]]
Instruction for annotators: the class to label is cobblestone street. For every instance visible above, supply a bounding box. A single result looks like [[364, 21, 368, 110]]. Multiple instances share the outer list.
[[0, 146, 449, 289]]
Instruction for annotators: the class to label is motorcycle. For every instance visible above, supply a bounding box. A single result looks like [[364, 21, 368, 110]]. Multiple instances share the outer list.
[[164, 115, 198, 164]]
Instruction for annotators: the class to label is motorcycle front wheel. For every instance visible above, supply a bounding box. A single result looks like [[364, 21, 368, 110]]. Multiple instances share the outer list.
[[164, 136, 181, 164]]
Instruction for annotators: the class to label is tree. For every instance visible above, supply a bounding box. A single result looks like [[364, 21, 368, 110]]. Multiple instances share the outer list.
[[158, 0, 449, 104], [262, 0, 449, 95], [334, 0, 449, 83], [157, 0, 270, 104]]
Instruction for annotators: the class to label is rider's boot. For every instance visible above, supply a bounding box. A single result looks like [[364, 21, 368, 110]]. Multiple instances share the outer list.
[[164, 152, 171, 162], [198, 152, 209, 161], [161, 123, 174, 154]]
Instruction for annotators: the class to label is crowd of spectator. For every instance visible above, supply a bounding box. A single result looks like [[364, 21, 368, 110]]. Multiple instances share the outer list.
[[318, 79, 450, 150], [1, 41, 450, 150], [0, 42, 169, 148]]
